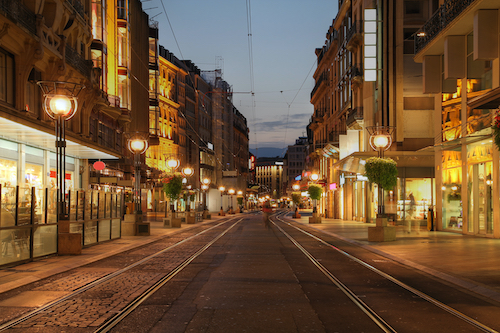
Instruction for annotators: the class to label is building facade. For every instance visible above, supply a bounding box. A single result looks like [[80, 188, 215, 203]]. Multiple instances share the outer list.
[[256, 157, 284, 199], [310, 0, 437, 224], [415, 0, 500, 238]]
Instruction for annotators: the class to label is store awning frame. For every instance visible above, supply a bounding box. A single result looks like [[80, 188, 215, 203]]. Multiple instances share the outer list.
[[0, 116, 119, 160], [334, 151, 435, 174]]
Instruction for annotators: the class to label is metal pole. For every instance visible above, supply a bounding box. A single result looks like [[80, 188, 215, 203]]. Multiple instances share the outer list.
[[134, 152, 141, 214]]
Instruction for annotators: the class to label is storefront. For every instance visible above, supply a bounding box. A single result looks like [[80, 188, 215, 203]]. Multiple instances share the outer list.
[[335, 151, 435, 224]]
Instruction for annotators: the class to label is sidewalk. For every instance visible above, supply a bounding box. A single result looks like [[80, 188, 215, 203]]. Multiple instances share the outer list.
[[0, 213, 228, 294], [286, 209, 500, 303], [2, 210, 500, 305]]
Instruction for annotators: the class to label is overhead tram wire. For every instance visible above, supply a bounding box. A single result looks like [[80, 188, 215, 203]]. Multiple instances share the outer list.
[[153, 0, 248, 169], [280, 59, 317, 155], [246, 0, 258, 157]]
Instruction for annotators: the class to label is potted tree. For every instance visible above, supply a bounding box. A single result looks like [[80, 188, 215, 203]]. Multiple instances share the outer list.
[[162, 175, 183, 227], [307, 184, 322, 223], [365, 156, 398, 241], [292, 193, 301, 218]]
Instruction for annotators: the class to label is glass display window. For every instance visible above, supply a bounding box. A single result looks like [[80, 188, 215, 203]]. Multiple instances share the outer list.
[[0, 158, 17, 187], [25, 163, 43, 190]]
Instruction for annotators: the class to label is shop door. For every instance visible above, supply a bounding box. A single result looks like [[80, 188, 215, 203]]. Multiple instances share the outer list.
[[468, 162, 493, 235]]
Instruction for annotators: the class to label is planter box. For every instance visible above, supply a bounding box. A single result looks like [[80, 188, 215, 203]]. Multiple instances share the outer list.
[[171, 218, 182, 228]]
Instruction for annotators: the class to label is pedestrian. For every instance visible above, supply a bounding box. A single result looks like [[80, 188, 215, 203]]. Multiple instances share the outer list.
[[262, 200, 273, 229], [407, 192, 415, 233]]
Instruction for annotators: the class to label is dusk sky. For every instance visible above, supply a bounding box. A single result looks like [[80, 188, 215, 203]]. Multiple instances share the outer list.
[[144, 0, 338, 152]]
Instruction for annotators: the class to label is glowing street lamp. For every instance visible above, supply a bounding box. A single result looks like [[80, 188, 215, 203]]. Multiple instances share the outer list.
[[182, 167, 194, 211], [128, 136, 149, 215], [367, 126, 395, 216], [219, 186, 226, 216], [201, 177, 211, 216], [37, 81, 84, 223], [228, 188, 235, 214]]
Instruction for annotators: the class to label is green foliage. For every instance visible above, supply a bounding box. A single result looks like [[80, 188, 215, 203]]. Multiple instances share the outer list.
[[307, 184, 322, 201], [291, 193, 301, 205], [162, 175, 183, 201], [364, 157, 398, 190]]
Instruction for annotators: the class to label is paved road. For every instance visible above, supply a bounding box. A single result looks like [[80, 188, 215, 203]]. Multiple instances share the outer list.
[[112, 213, 500, 333], [1, 212, 500, 332]]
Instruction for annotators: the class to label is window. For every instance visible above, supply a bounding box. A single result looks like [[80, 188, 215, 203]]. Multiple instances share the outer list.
[[405, 1, 422, 15], [0, 48, 14, 105]]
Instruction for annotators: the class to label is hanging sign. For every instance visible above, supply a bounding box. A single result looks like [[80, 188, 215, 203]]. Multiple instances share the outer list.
[[93, 161, 106, 171]]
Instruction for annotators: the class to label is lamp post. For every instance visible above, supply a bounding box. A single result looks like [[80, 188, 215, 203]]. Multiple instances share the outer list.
[[228, 189, 235, 214], [292, 184, 301, 218], [37, 81, 84, 224], [237, 190, 243, 212], [182, 167, 194, 212], [310, 173, 319, 214], [219, 186, 225, 216], [367, 126, 394, 216], [202, 178, 211, 217], [128, 136, 149, 216]]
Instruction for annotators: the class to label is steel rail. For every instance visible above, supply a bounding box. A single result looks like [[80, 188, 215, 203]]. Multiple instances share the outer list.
[[271, 216, 397, 333], [0, 216, 241, 331], [94, 219, 242, 333], [275, 213, 498, 333]]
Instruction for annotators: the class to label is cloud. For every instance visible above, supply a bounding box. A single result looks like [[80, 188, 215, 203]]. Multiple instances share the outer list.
[[253, 113, 311, 132]]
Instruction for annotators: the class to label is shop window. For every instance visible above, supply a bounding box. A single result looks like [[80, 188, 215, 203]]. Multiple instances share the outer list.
[[442, 149, 462, 230], [0, 158, 17, 187]]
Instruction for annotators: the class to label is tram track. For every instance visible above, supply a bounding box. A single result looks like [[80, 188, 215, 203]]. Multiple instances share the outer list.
[[0, 217, 243, 332], [272, 211, 499, 333]]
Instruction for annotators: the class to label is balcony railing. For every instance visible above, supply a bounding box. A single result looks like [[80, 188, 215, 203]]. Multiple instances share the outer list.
[[0, 0, 36, 35], [415, 0, 477, 54], [311, 71, 329, 99], [66, 45, 92, 78], [346, 107, 364, 126], [66, 0, 85, 19], [345, 20, 363, 46]]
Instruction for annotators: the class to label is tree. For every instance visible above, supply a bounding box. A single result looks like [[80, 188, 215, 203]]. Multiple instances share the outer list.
[[162, 175, 183, 212], [307, 184, 322, 214], [364, 157, 398, 190]]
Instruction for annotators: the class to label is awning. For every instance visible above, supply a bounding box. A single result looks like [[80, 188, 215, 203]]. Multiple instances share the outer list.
[[322, 144, 339, 159], [0, 116, 119, 160], [334, 151, 435, 174], [468, 86, 500, 110], [417, 134, 491, 152]]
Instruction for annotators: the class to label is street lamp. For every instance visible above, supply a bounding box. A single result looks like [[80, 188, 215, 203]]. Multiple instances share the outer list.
[[367, 126, 395, 216], [292, 184, 301, 218], [166, 156, 180, 172], [37, 81, 84, 223], [228, 189, 235, 214], [218, 186, 225, 216], [237, 190, 243, 212], [128, 136, 149, 215], [202, 178, 211, 215], [182, 167, 194, 211], [310, 173, 319, 214]]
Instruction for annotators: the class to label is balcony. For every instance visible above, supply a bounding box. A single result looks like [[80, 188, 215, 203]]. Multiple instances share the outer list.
[[414, 0, 476, 55], [346, 21, 363, 52], [346, 107, 363, 129], [66, 45, 92, 79], [0, 0, 36, 35], [310, 71, 329, 99], [65, 0, 85, 20]]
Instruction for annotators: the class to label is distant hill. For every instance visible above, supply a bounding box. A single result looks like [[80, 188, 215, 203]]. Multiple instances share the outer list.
[[250, 147, 286, 158]]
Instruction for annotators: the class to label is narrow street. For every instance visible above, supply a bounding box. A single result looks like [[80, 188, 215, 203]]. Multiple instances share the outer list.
[[2, 212, 498, 332]]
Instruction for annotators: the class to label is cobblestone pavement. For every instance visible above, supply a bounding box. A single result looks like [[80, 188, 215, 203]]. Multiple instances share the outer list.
[[0, 219, 236, 331]]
